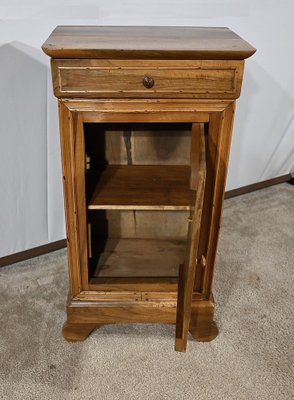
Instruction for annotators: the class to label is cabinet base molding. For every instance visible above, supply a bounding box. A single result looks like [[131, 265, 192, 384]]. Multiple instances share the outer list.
[[63, 295, 218, 344]]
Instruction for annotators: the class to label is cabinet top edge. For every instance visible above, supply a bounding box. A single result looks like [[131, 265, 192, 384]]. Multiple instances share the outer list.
[[42, 26, 256, 60]]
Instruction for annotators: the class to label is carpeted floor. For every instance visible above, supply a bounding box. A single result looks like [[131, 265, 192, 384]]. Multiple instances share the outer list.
[[0, 184, 293, 400]]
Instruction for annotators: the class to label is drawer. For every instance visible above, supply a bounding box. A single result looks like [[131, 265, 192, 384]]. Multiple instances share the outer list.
[[52, 59, 244, 99]]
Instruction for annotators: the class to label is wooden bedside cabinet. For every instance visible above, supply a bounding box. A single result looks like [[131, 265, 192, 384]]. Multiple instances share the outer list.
[[42, 26, 255, 352]]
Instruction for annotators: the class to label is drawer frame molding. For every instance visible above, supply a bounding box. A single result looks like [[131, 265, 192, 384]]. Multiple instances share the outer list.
[[52, 59, 244, 99]]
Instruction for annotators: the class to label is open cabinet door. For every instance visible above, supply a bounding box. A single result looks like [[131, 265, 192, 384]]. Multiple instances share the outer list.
[[175, 123, 207, 352]]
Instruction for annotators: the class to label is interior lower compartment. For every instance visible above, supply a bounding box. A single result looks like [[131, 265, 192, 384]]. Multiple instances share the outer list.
[[87, 209, 190, 287]]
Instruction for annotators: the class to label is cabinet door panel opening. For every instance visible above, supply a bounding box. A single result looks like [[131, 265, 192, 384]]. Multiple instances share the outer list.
[[84, 122, 198, 289]]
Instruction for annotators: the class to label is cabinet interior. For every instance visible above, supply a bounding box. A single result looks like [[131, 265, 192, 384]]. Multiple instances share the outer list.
[[84, 123, 198, 288]]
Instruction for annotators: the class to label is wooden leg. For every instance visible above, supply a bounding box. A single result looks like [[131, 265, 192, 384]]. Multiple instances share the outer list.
[[62, 321, 99, 342], [189, 301, 219, 342]]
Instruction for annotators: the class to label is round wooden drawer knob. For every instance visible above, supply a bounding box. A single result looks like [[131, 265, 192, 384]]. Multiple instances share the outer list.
[[143, 75, 154, 88]]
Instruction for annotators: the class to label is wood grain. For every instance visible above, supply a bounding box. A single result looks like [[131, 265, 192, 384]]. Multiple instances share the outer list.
[[97, 210, 189, 240], [175, 124, 206, 352], [194, 103, 236, 295], [44, 25, 255, 350], [65, 296, 216, 326], [201, 103, 236, 295], [92, 238, 185, 278], [131, 124, 191, 166], [74, 290, 205, 302], [190, 124, 204, 190], [63, 99, 232, 125], [62, 321, 98, 342], [189, 295, 218, 342], [88, 279, 178, 292], [58, 106, 91, 295], [51, 59, 244, 99], [42, 26, 256, 60], [88, 165, 194, 210], [62, 296, 217, 342]]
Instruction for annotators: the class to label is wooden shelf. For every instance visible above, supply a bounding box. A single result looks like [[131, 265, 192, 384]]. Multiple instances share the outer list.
[[88, 165, 194, 210], [92, 238, 185, 279]]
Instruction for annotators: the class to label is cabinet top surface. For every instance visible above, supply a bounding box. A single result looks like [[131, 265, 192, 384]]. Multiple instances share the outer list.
[[42, 26, 256, 60]]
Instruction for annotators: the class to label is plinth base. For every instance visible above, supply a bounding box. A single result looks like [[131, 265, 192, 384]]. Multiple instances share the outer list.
[[62, 293, 219, 346]]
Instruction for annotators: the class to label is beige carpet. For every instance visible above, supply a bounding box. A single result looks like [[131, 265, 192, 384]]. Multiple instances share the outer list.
[[0, 183, 293, 400]]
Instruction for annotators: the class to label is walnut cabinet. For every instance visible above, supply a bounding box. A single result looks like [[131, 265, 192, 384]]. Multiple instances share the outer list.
[[42, 26, 255, 352]]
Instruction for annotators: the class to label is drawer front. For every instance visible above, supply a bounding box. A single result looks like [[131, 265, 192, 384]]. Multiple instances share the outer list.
[[52, 60, 244, 99]]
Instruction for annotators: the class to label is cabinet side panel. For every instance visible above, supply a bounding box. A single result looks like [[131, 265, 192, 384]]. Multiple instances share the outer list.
[[58, 103, 88, 296], [195, 103, 235, 295]]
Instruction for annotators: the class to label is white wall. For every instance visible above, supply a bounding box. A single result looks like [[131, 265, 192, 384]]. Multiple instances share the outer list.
[[1, 0, 293, 257]]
